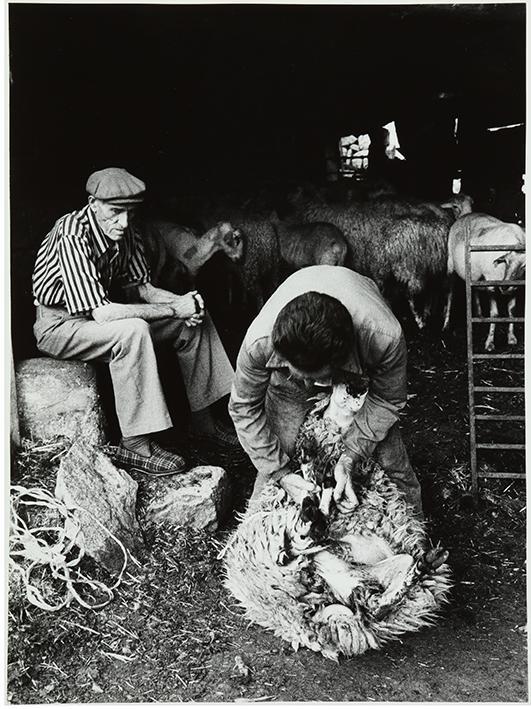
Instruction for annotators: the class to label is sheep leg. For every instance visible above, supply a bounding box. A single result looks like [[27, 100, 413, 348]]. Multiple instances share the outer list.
[[484, 296, 498, 351], [340, 535, 449, 619], [423, 298, 432, 325], [442, 276, 454, 331], [313, 533, 397, 607], [338, 532, 394, 565], [283, 496, 328, 559], [365, 553, 416, 619], [407, 295, 426, 330], [366, 546, 449, 620], [507, 295, 518, 346], [312, 550, 366, 605], [473, 289, 483, 317], [319, 484, 334, 517]]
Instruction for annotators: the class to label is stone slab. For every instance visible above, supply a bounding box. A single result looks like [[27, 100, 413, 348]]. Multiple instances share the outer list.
[[16, 358, 106, 445]]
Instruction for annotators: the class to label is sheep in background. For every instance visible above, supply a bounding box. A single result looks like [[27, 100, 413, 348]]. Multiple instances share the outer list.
[[201, 206, 349, 315], [231, 216, 282, 313], [276, 221, 348, 274], [200, 210, 283, 314], [289, 191, 472, 329], [140, 220, 243, 292], [443, 212, 526, 351]]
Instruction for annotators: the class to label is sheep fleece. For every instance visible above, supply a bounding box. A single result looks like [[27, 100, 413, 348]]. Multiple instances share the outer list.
[[223, 459, 452, 660], [297, 201, 453, 295]]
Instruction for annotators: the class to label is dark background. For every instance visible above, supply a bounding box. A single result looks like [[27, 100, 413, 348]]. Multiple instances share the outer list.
[[9, 2, 526, 357]]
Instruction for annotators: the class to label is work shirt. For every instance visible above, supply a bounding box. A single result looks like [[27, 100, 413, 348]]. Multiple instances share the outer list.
[[229, 265, 408, 482], [32, 204, 150, 316]]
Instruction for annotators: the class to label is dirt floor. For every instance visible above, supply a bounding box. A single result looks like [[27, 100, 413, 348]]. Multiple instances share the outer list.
[[7, 322, 527, 704]]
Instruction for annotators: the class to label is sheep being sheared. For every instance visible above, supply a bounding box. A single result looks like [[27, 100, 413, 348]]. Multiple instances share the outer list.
[[288, 190, 473, 329], [443, 212, 526, 351], [223, 373, 451, 661]]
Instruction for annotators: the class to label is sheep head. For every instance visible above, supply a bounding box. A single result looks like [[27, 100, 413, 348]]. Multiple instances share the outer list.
[[441, 193, 474, 219], [212, 221, 244, 261], [494, 249, 526, 294]]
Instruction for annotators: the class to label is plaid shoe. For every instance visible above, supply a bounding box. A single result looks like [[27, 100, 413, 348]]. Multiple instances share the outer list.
[[113, 441, 187, 476]]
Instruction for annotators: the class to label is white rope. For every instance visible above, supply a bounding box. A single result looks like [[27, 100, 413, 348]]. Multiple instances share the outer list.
[[9, 485, 139, 611]]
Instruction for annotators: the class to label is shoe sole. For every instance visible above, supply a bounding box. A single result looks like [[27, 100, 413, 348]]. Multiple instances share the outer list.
[[129, 466, 186, 477], [112, 458, 186, 477]]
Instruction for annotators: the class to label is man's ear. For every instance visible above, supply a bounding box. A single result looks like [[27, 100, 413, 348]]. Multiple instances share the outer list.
[[88, 196, 97, 212]]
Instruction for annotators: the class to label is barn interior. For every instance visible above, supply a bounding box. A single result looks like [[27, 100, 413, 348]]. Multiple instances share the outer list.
[[7, 5, 528, 701], [9, 2, 526, 356]]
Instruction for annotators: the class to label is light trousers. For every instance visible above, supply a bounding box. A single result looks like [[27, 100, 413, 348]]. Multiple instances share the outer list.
[[34, 305, 234, 437]]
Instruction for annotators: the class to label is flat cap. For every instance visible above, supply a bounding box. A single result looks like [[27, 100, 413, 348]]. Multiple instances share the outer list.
[[86, 167, 146, 204]]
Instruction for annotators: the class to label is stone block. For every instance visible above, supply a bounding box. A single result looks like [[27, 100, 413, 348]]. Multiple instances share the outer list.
[[137, 465, 230, 533], [15, 357, 106, 445], [55, 439, 145, 574]]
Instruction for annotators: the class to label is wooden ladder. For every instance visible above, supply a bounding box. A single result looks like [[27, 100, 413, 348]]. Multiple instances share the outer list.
[[465, 239, 525, 495]]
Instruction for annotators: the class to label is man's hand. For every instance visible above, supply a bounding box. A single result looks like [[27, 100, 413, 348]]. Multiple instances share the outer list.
[[185, 291, 205, 327], [170, 291, 205, 326], [278, 472, 319, 505], [333, 453, 359, 513]]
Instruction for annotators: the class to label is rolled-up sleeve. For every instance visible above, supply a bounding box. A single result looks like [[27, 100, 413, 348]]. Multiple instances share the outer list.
[[342, 332, 408, 460], [58, 234, 110, 315], [229, 338, 292, 482]]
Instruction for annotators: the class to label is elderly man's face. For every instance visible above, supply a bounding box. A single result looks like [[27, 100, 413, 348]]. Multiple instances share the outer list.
[[89, 198, 137, 241]]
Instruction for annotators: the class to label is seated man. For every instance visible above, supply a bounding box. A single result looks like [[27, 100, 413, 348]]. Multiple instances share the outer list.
[[32, 167, 236, 475], [229, 265, 422, 516]]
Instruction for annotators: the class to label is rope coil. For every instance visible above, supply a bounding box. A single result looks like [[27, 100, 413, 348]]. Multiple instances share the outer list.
[[9, 485, 137, 611]]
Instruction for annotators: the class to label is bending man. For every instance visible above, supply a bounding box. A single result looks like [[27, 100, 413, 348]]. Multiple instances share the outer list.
[[229, 265, 422, 515]]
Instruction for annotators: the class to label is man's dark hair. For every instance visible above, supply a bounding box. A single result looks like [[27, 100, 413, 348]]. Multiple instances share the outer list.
[[272, 291, 354, 372]]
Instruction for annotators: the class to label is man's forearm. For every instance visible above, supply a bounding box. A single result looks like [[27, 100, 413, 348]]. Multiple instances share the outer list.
[[92, 302, 175, 323], [137, 282, 180, 304], [341, 393, 403, 460], [342, 333, 408, 460], [122, 283, 201, 323], [229, 388, 292, 481]]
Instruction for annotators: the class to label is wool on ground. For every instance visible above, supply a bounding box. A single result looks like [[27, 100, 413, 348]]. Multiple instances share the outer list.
[[223, 459, 452, 661]]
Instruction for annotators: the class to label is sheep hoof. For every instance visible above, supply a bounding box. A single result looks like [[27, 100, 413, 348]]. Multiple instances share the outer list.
[[485, 340, 495, 352], [419, 547, 449, 573]]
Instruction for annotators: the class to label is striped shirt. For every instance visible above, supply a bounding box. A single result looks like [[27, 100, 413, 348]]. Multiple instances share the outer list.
[[32, 204, 150, 315]]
